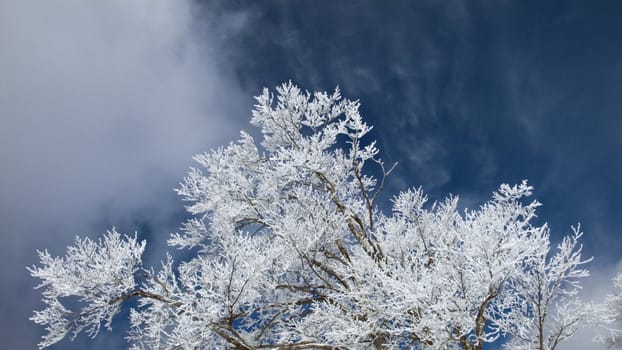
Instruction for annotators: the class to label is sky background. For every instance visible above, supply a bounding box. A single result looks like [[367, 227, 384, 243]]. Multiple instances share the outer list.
[[1, 1, 621, 349]]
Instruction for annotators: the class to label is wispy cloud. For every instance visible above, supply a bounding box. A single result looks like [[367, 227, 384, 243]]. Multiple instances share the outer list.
[[0, 1, 249, 348]]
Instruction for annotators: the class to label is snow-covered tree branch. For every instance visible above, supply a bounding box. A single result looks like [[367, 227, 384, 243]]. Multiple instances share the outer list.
[[30, 82, 617, 349]]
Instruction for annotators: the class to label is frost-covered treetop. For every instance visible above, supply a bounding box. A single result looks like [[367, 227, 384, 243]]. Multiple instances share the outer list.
[[30, 82, 618, 350]]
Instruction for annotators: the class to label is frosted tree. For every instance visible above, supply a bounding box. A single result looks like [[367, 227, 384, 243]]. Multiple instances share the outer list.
[[501, 227, 617, 350], [30, 82, 616, 349]]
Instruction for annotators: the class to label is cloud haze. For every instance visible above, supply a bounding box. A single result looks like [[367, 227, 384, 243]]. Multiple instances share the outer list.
[[558, 260, 622, 350], [0, 1, 248, 348]]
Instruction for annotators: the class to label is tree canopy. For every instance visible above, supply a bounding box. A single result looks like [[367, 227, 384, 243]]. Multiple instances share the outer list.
[[30, 83, 619, 349]]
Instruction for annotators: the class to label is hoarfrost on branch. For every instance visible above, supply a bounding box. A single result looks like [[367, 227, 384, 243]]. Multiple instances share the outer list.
[[30, 82, 618, 349]]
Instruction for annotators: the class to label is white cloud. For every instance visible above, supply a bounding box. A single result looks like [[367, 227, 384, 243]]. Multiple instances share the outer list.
[[557, 260, 622, 350], [0, 1, 249, 347]]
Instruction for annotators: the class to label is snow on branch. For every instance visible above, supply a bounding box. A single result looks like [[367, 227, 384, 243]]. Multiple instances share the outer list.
[[29, 229, 146, 348], [30, 83, 618, 350]]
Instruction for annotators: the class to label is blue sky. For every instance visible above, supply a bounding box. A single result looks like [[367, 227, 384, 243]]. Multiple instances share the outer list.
[[1, 1, 621, 349]]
